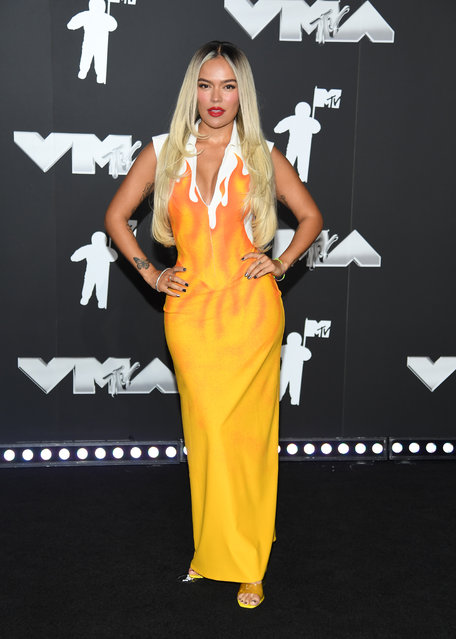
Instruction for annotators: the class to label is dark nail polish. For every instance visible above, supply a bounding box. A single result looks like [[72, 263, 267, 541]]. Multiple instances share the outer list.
[[241, 257, 245, 261], [254, 276, 257, 279], [183, 267, 187, 271], [185, 282, 189, 287], [182, 288, 186, 292]]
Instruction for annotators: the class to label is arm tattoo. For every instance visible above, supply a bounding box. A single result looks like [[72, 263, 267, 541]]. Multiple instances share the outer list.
[[126, 222, 134, 234], [279, 194, 289, 207], [133, 257, 151, 270], [141, 181, 154, 202], [131, 182, 155, 215]]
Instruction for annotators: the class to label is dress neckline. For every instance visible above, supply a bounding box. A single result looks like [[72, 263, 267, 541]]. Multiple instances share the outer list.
[[185, 120, 246, 230], [194, 142, 229, 208], [187, 120, 240, 209]]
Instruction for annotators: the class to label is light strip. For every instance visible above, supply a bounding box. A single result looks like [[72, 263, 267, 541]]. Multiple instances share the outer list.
[[0, 441, 181, 468], [278, 438, 388, 461], [3, 437, 455, 467], [389, 438, 456, 460]]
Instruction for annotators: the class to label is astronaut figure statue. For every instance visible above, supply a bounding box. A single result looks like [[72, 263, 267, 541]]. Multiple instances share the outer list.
[[67, 0, 118, 84]]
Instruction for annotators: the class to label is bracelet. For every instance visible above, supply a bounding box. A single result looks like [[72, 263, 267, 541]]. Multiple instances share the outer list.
[[273, 258, 286, 281], [155, 268, 170, 292]]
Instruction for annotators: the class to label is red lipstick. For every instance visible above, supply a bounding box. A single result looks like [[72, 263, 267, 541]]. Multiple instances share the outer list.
[[208, 108, 225, 117]]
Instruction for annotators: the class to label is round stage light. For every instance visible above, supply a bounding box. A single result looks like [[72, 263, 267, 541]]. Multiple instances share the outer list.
[[443, 442, 454, 454], [130, 447, 142, 459], [321, 443, 332, 455], [409, 442, 420, 454], [372, 443, 384, 455], [77, 448, 88, 460], [40, 448, 52, 461], [391, 442, 403, 453], [355, 443, 367, 455], [166, 446, 177, 458], [148, 446, 159, 458], [338, 443, 349, 455], [303, 443, 315, 455], [95, 447, 106, 460], [277, 445, 281, 453], [4, 449, 15, 462], [286, 443, 298, 455], [59, 448, 70, 460], [425, 442, 437, 454], [113, 447, 124, 459], [183, 446, 188, 456], [22, 449, 34, 461]]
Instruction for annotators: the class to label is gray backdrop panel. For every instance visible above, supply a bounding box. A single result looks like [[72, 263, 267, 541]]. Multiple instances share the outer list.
[[1, 0, 454, 444]]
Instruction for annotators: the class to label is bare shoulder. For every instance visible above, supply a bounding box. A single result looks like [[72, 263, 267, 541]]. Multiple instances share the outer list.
[[119, 140, 158, 189], [133, 140, 158, 173], [105, 140, 158, 213]]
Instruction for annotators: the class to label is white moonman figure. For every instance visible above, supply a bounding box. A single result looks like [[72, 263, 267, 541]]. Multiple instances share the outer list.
[[67, 0, 118, 85], [274, 102, 321, 182], [280, 332, 312, 405], [71, 231, 118, 309]]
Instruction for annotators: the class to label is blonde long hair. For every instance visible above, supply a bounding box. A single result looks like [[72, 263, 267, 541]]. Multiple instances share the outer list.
[[152, 41, 277, 250]]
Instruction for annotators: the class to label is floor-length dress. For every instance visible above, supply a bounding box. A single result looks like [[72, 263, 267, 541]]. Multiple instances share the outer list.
[[153, 122, 285, 583]]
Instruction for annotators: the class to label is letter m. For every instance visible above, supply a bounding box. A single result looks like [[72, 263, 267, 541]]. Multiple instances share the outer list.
[[225, 0, 341, 41]]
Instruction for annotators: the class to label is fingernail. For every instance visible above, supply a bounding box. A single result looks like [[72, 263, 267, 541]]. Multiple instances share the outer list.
[[185, 283, 189, 287], [182, 288, 186, 292], [183, 267, 187, 271], [240, 257, 245, 261], [254, 275, 257, 279], [244, 273, 248, 278]]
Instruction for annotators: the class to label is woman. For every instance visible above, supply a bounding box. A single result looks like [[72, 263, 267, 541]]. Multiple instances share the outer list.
[[105, 41, 323, 609]]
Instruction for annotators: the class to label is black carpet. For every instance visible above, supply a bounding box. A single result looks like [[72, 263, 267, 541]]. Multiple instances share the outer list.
[[1, 461, 456, 639]]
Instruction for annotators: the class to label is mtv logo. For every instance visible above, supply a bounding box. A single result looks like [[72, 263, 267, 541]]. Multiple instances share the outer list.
[[304, 319, 331, 338]]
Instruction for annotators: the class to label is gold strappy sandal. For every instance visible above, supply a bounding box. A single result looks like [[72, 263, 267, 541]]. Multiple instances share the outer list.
[[237, 581, 264, 609], [178, 567, 204, 583]]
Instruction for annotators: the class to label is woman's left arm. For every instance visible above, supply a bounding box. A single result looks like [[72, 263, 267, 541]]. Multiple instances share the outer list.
[[243, 147, 323, 279]]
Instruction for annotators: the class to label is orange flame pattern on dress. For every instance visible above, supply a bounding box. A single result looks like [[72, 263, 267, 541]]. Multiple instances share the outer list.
[[163, 151, 284, 583]]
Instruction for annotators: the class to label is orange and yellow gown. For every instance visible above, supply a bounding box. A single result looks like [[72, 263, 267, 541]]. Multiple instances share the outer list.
[[153, 121, 284, 583]]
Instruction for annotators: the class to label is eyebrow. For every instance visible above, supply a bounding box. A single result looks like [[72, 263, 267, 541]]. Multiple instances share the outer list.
[[197, 77, 237, 83]]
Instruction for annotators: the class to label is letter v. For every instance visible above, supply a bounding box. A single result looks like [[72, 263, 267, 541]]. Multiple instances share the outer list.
[[407, 356, 456, 392], [14, 132, 74, 172]]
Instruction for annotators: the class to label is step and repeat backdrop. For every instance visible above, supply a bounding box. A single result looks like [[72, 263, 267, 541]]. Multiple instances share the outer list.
[[1, 0, 455, 446]]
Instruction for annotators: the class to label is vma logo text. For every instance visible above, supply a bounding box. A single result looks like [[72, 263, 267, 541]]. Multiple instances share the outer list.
[[18, 357, 178, 396], [274, 229, 381, 268], [280, 319, 331, 405], [14, 132, 142, 178], [225, 0, 395, 44], [407, 357, 456, 392]]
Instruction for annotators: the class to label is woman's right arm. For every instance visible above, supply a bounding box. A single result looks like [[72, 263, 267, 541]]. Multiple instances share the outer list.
[[104, 141, 186, 297]]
